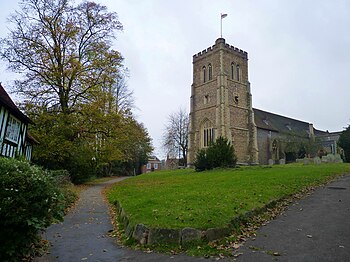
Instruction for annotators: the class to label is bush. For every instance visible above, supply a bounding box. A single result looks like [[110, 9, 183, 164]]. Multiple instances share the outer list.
[[50, 169, 78, 211], [0, 158, 65, 261], [193, 149, 208, 171], [194, 136, 237, 171]]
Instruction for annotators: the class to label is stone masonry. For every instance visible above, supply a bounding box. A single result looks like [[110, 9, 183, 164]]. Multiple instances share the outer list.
[[188, 38, 259, 165]]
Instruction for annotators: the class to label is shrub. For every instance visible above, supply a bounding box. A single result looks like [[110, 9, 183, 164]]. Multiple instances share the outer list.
[[193, 148, 209, 171], [50, 169, 78, 211], [194, 136, 237, 171], [0, 158, 65, 261]]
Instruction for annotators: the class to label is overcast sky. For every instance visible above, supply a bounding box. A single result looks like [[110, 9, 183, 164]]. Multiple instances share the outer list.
[[1, 0, 350, 158]]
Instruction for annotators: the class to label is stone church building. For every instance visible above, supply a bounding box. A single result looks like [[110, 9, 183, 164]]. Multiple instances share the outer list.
[[188, 38, 339, 165]]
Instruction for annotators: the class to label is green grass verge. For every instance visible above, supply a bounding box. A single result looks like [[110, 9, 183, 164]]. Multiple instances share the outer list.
[[107, 163, 350, 231]]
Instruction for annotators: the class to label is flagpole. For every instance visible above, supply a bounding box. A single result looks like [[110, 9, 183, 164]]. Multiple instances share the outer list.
[[220, 14, 223, 38], [220, 13, 227, 38]]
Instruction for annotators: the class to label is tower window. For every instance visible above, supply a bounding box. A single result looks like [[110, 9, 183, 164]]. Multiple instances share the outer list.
[[203, 128, 215, 147], [208, 64, 212, 80], [202, 119, 215, 147], [236, 64, 240, 81], [204, 95, 209, 104], [231, 62, 235, 80], [202, 66, 206, 83]]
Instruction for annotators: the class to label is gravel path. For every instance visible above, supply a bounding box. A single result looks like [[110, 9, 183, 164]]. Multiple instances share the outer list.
[[35, 177, 210, 262]]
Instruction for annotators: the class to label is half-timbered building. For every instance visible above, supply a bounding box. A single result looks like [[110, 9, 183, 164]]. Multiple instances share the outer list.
[[0, 83, 36, 160]]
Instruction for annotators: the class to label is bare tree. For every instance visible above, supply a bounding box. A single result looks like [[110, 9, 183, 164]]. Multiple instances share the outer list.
[[0, 0, 123, 114], [163, 108, 189, 166], [113, 72, 135, 113]]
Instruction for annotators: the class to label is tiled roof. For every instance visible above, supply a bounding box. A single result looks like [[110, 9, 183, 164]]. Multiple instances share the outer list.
[[148, 156, 161, 162], [0, 83, 32, 123], [253, 108, 327, 137]]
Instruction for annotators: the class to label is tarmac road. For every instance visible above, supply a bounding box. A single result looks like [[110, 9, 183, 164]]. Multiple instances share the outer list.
[[236, 174, 350, 262]]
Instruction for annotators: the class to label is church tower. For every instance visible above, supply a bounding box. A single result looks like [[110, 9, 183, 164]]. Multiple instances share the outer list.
[[187, 38, 258, 165]]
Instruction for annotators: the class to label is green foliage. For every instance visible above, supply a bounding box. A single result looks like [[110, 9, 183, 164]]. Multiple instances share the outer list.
[[28, 112, 93, 183], [282, 134, 320, 162], [194, 136, 237, 171], [28, 106, 152, 183], [193, 149, 208, 171], [338, 125, 350, 162], [49, 170, 79, 210], [0, 158, 65, 261], [207, 136, 237, 168]]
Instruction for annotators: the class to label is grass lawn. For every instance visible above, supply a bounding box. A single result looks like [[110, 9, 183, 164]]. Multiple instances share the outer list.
[[107, 163, 350, 231]]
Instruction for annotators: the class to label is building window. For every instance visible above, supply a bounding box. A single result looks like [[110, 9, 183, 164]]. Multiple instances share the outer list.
[[154, 163, 158, 169], [204, 95, 209, 104], [5, 116, 21, 143], [203, 128, 215, 147], [231, 62, 235, 80], [236, 64, 240, 81], [202, 66, 206, 83], [208, 64, 212, 80], [202, 119, 215, 147], [146, 163, 151, 169]]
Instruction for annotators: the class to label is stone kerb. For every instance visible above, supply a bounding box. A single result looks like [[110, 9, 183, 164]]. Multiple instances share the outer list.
[[113, 199, 283, 247]]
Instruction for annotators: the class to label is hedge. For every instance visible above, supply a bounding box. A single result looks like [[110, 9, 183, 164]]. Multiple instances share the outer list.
[[0, 158, 65, 261]]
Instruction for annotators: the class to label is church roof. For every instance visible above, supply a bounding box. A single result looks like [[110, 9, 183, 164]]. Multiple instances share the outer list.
[[0, 83, 32, 124], [253, 108, 327, 137]]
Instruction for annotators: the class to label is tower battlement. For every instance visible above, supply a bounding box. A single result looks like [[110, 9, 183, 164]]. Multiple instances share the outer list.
[[193, 38, 248, 62]]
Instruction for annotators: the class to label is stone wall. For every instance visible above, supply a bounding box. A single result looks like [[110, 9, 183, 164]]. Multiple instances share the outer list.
[[256, 129, 282, 164]]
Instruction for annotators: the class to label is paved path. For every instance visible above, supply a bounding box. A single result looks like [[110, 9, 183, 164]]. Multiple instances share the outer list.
[[37, 174, 350, 262], [236, 174, 350, 262], [36, 177, 209, 262]]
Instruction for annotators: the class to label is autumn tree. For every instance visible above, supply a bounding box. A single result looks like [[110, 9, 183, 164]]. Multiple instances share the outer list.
[[162, 108, 189, 166], [27, 98, 152, 182], [2, 0, 153, 182], [0, 0, 123, 113]]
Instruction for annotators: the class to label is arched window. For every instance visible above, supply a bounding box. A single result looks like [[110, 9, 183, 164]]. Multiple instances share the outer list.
[[236, 64, 240, 81], [202, 119, 215, 147], [208, 64, 212, 80], [202, 66, 206, 83], [231, 62, 235, 80]]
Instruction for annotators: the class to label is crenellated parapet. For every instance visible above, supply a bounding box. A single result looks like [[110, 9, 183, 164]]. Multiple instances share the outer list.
[[193, 38, 248, 62]]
